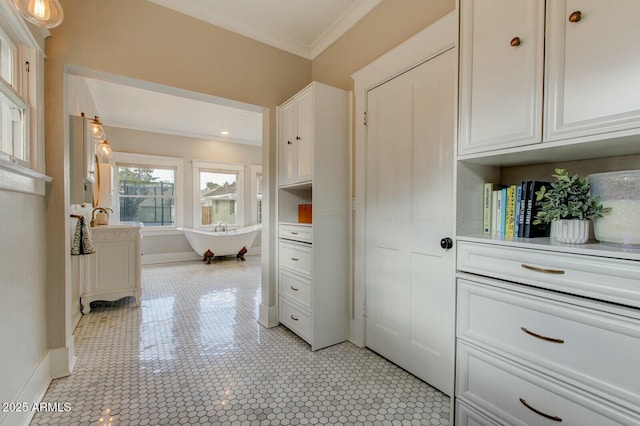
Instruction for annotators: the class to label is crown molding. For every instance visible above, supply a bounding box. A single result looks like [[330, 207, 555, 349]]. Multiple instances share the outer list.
[[147, 0, 382, 60]]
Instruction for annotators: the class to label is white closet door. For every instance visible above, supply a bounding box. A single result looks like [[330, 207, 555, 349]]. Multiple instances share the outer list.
[[365, 48, 455, 395]]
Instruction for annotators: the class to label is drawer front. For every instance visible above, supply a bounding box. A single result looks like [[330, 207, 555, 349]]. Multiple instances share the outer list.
[[279, 241, 312, 277], [279, 297, 311, 342], [455, 400, 502, 426], [457, 342, 638, 426], [279, 269, 311, 309], [457, 241, 640, 308], [279, 224, 313, 243], [457, 278, 640, 409]]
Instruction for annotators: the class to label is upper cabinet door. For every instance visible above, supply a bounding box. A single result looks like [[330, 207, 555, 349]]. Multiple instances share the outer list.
[[458, 0, 544, 155], [545, 0, 640, 141], [278, 100, 297, 186], [295, 87, 313, 182]]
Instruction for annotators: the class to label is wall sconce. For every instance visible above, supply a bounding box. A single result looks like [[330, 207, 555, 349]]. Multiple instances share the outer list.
[[96, 140, 113, 159], [13, 0, 64, 29], [89, 116, 105, 140], [82, 113, 113, 160]]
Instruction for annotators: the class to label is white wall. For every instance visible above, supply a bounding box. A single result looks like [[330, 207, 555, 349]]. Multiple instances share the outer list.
[[104, 126, 262, 263]]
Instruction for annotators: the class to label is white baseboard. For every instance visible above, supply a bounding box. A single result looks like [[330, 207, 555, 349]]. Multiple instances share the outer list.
[[141, 251, 200, 265], [48, 344, 76, 380], [258, 303, 279, 328], [0, 352, 51, 426]]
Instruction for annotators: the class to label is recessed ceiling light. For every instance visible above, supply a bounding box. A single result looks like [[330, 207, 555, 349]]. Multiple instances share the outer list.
[[221, 131, 229, 136]]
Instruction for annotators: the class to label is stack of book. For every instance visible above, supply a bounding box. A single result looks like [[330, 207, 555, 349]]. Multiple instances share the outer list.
[[483, 181, 552, 238]]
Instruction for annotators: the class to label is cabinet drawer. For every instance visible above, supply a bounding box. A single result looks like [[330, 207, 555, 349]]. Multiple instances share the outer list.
[[457, 241, 640, 308], [457, 342, 638, 426], [455, 400, 502, 426], [279, 241, 312, 277], [279, 224, 313, 243], [458, 278, 640, 410], [279, 269, 311, 309], [279, 297, 311, 342]]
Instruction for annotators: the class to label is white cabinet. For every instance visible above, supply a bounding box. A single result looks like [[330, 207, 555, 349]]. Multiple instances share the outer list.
[[276, 82, 350, 351], [545, 0, 640, 141], [81, 224, 143, 314], [459, 0, 640, 155], [456, 4, 640, 423], [278, 86, 313, 186], [456, 255, 640, 425], [458, 0, 544, 154]]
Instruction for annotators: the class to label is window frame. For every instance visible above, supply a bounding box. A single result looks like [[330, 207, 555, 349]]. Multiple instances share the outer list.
[[0, 20, 35, 169], [250, 165, 263, 224], [110, 152, 184, 231], [192, 160, 245, 229]]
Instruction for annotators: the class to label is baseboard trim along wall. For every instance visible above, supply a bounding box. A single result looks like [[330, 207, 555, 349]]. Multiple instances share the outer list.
[[1, 352, 52, 426], [258, 304, 279, 328]]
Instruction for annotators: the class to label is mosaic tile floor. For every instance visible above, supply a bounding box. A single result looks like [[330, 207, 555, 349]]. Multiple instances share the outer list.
[[31, 256, 450, 425]]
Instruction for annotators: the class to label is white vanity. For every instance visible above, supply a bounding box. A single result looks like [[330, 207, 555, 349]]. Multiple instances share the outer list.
[[80, 223, 143, 314]]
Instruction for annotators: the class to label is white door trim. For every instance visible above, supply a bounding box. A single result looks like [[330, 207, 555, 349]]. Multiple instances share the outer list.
[[350, 11, 457, 346]]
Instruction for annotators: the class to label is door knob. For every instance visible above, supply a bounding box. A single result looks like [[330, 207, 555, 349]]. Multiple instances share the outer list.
[[568, 11, 582, 23], [440, 237, 453, 250]]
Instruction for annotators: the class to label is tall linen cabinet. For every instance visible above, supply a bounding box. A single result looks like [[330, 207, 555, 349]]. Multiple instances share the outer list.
[[276, 82, 351, 351]]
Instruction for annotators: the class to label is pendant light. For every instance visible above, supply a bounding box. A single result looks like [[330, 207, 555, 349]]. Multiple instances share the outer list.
[[13, 0, 64, 29]]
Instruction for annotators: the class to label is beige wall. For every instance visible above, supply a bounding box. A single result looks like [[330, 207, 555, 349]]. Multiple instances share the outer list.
[[312, 0, 455, 90]]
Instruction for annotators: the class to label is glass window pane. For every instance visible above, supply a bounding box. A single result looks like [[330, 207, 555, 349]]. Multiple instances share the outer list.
[[118, 166, 176, 227], [0, 37, 14, 85], [200, 171, 238, 226], [0, 89, 26, 160]]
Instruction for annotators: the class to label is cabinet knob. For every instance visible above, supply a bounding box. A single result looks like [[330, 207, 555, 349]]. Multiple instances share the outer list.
[[296, 136, 301, 140], [568, 10, 582, 23], [287, 140, 292, 145], [510, 37, 521, 47], [440, 237, 453, 250]]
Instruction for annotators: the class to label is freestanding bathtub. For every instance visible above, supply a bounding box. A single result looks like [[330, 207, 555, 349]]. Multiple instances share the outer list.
[[179, 224, 261, 262]]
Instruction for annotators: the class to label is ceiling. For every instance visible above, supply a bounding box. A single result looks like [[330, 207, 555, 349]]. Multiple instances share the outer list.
[[74, 0, 382, 146], [146, 0, 383, 60], [81, 76, 265, 146]]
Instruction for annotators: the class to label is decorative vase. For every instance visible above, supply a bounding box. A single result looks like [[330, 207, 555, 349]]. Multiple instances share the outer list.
[[554, 219, 590, 244]]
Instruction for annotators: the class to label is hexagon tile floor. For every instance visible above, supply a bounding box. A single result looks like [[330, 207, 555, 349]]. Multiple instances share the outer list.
[[31, 256, 450, 426]]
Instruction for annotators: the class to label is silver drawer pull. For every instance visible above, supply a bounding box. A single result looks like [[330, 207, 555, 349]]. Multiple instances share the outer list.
[[290, 286, 299, 291], [290, 257, 299, 261], [519, 398, 562, 422], [291, 232, 299, 235], [521, 264, 565, 275], [521, 327, 565, 344], [290, 315, 299, 321]]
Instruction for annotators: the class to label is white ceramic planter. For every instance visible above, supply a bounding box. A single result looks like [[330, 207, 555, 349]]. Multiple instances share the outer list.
[[554, 219, 590, 244]]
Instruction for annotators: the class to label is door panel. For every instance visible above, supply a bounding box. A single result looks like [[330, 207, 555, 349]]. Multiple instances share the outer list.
[[295, 88, 313, 181], [365, 49, 455, 395]]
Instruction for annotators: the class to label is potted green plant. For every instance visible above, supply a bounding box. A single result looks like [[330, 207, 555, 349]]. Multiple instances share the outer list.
[[533, 168, 611, 243]]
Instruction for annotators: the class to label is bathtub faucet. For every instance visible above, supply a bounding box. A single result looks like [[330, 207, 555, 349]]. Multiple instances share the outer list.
[[215, 222, 227, 232]]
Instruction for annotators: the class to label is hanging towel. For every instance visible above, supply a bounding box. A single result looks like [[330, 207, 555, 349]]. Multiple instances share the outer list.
[[71, 216, 95, 255]]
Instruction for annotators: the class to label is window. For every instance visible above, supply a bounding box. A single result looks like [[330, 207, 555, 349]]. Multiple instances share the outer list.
[[111, 153, 183, 228], [192, 161, 244, 228], [0, 26, 32, 167]]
